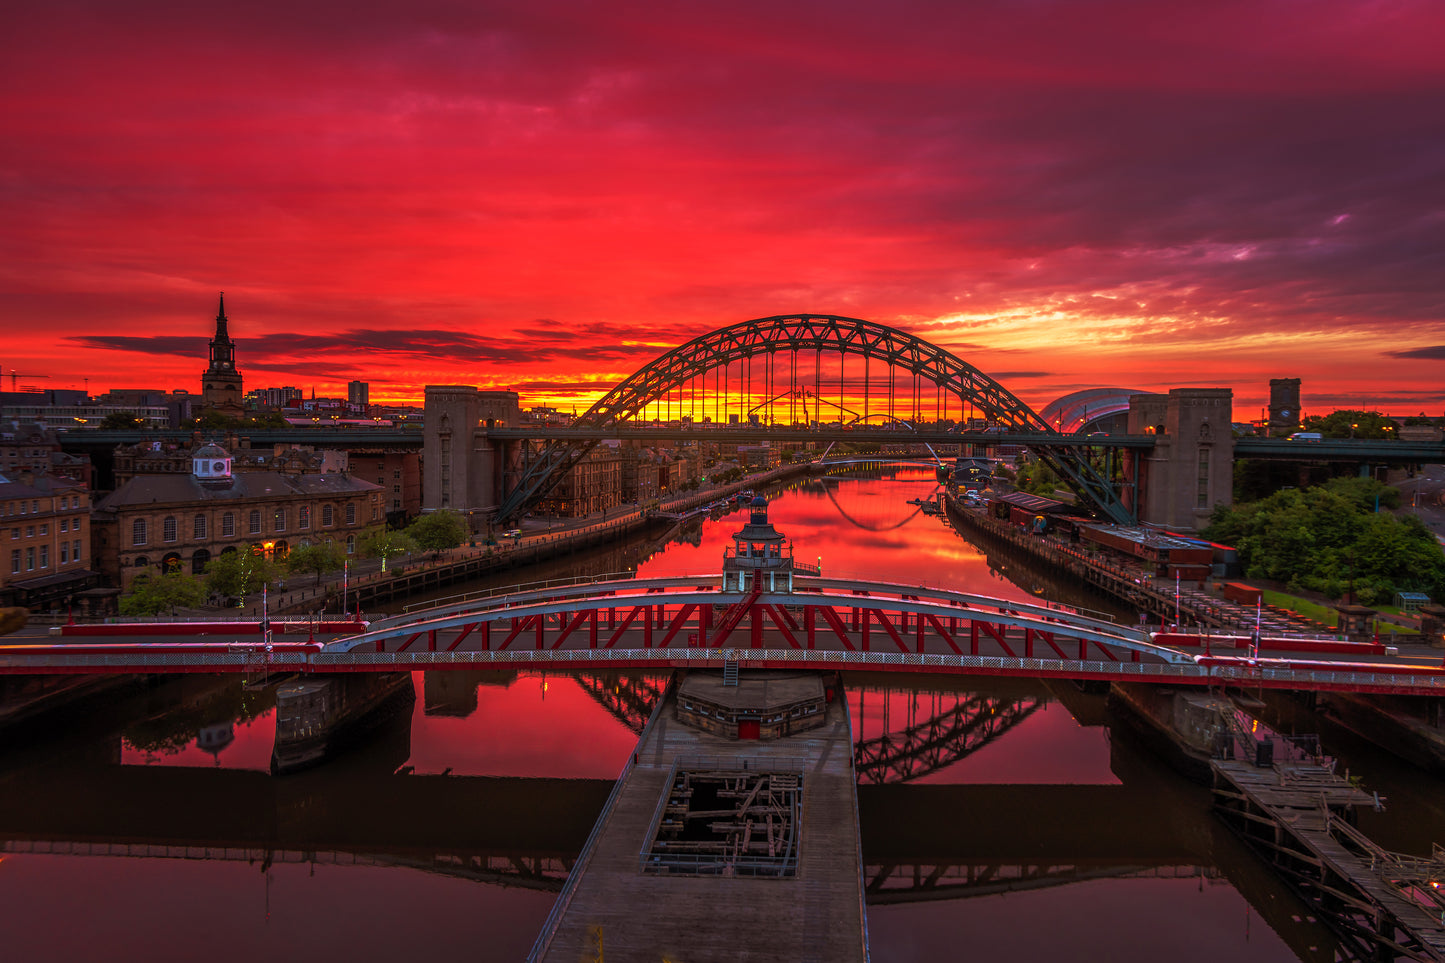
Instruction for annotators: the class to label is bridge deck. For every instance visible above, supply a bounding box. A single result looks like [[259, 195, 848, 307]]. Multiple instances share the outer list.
[[531, 676, 867, 962]]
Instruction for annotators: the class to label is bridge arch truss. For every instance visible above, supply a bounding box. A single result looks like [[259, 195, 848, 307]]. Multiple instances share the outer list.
[[498, 315, 1133, 524]]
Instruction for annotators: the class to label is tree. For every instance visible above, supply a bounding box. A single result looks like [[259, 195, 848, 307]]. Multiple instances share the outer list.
[[99, 410, 145, 430], [1203, 477, 1444, 604], [119, 571, 207, 616], [286, 541, 346, 585], [1300, 409, 1398, 440], [360, 525, 417, 573], [204, 550, 282, 603], [407, 509, 468, 554]]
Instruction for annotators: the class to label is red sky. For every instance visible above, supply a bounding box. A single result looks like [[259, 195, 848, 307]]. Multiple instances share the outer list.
[[2, 0, 1443, 418]]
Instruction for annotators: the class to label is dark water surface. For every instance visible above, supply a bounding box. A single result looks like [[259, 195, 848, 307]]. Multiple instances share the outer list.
[[2, 470, 1439, 961]]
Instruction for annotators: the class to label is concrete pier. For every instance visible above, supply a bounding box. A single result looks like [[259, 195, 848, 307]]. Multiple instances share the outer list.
[[530, 672, 868, 962]]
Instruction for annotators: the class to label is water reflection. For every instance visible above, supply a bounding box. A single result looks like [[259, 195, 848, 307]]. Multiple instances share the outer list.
[[4, 472, 1443, 962]]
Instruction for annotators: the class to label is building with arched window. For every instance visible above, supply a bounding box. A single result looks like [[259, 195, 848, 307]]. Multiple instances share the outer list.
[[91, 443, 382, 593]]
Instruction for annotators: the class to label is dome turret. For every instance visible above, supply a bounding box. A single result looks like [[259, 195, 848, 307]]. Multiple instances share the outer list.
[[193, 442, 232, 481]]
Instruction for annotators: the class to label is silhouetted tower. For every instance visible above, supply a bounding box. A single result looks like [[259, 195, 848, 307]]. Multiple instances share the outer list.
[[201, 293, 244, 417], [1268, 378, 1301, 436]]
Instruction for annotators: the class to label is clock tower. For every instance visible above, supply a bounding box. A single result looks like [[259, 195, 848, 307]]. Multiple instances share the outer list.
[[1267, 378, 1301, 437], [201, 293, 244, 417]]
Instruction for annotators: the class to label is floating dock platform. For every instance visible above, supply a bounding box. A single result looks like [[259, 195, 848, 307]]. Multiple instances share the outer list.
[[529, 671, 868, 962]]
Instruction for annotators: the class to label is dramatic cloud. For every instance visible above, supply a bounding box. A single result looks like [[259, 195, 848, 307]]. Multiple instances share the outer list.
[[3, 0, 1443, 414]]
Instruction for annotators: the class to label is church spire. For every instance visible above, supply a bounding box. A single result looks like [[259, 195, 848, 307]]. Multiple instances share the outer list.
[[214, 291, 230, 342]]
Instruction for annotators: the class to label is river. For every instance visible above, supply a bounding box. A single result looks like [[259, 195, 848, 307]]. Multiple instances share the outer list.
[[1, 468, 1439, 961]]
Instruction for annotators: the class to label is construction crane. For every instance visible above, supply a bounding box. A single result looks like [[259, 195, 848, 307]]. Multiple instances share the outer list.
[[6, 370, 50, 391]]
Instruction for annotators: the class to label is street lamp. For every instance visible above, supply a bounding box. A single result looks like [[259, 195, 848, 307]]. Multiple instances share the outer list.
[[1351, 423, 1358, 438]]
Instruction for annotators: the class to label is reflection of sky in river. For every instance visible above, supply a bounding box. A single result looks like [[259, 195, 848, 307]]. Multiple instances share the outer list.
[[126, 473, 1116, 784], [7, 473, 1318, 963]]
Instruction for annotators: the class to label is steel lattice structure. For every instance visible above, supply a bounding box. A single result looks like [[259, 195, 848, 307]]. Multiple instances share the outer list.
[[853, 694, 1045, 784], [495, 315, 1134, 524]]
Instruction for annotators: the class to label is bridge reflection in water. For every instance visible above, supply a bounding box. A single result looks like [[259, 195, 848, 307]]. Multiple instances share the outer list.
[[0, 669, 1356, 961]]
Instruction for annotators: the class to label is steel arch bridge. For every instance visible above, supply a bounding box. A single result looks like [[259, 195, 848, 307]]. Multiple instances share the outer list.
[[496, 315, 1133, 524]]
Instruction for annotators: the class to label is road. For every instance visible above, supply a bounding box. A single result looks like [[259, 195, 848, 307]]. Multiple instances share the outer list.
[[1394, 463, 1445, 545]]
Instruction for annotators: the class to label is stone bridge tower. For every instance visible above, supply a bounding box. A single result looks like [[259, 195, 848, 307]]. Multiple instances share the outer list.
[[1125, 388, 1234, 532], [422, 385, 522, 533]]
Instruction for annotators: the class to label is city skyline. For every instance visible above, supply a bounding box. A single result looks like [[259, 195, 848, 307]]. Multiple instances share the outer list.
[[3, 1, 1443, 416]]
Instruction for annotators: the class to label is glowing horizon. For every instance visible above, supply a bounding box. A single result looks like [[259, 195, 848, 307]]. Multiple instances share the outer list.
[[2, 1, 1443, 420]]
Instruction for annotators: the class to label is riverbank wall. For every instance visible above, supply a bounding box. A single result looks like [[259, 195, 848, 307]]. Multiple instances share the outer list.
[[944, 494, 1218, 626]]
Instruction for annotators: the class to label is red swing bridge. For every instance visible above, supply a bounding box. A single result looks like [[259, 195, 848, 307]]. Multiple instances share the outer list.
[[5, 495, 1445, 697]]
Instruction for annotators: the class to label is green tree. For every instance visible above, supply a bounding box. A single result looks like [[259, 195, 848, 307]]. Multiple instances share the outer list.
[[204, 550, 282, 603], [407, 509, 469, 554], [99, 410, 145, 430], [360, 525, 416, 573], [1300, 409, 1398, 439], [1204, 477, 1444, 604], [286, 541, 346, 585], [119, 571, 207, 616]]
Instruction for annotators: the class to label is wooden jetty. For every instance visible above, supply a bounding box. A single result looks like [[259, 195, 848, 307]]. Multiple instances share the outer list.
[[1213, 756, 1445, 961], [529, 672, 868, 962]]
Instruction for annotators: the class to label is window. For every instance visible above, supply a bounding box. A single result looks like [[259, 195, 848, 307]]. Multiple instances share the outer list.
[[345, 503, 356, 525], [274, 508, 286, 532], [249, 510, 261, 534], [26, 526, 35, 538], [134, 556, 150, 567], [31, 500, 37, 513], [298, 505, 310, 529], [322, 504, 334, 527], [132, 518, 147, 545], [25, 547, 34, 571], [73, 539, 81, 561], [393, 469, 401, 479], [194, 514, 206, 539], [192, 548, 211, 575], [38, 524, 47, 536], [1196, 450, 1210, 509], [346, 534, 356, 554], [60, 519, 68, 533], [9, 528, 16, 540], [40, 545, 48, 568], [393, 485, 400, 493], [163, 516, 177, 542], [9, 550, 17, 574], [222, 512, 235, 537], [60, 543, 69, 564]]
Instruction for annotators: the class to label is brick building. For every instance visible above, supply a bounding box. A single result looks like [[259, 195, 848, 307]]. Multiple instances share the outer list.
[[91, 444, 383, 593], [347, 448, 422, 525], [0, 471, 99, 611], [535, 446, 625, 518]]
